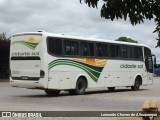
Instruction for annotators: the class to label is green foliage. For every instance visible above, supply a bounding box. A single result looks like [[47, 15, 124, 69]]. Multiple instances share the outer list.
[[115, 36, 138, 43], [0, 32, 10, 47], [80, 0, 160, 47], [0, 33, 6, 41]]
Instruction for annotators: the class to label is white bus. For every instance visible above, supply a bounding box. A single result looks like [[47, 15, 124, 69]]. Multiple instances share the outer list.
[[10, 31, 154, 95]]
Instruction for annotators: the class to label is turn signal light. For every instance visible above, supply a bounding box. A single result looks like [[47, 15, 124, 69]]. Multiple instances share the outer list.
[[8, 69, 11, 77], [40, 70, 45, 78]]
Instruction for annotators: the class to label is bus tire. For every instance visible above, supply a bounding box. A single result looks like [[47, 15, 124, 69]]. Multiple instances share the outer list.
[[108, 87, 115, 91], [69, 77, 87, 95], [45, 89, 60, 96], [131, 77, 141, 90]]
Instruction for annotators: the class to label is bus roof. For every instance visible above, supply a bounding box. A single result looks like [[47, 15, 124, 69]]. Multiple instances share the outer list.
[[12, 31, 150, 49]]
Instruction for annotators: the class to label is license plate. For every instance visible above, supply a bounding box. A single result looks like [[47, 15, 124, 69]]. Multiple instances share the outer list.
[[21, 76, 28, 80]]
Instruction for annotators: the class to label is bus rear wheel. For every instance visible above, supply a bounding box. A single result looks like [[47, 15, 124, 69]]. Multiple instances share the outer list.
[[45, 89, 60, 96], [131, 77, 141, 90], [69, 77, 87, 95]]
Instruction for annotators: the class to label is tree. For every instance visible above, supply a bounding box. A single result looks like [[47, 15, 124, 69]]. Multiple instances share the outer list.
[[0, 32, 10, 47], [115, 36, 138, 43], [80, 0, 160, 47], [0, 33, 6, 41], [0, 33, 10, 78]]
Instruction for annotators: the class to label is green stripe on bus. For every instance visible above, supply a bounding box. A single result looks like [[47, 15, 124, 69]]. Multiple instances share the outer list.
[[48, 59, 105, 82], [12, 41, 39, 50]]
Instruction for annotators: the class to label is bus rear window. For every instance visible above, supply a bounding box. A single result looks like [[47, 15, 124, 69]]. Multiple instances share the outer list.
[[47, 37, 62, 56]]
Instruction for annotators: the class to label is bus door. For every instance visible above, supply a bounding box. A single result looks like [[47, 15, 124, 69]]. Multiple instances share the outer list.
[[144, 47, 154, 85]]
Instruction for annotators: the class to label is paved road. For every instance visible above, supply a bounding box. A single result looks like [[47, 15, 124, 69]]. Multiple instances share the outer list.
[[0, 77, 160, 120]]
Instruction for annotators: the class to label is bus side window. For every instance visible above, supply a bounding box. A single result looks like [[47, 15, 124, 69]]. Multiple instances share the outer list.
[[134, 47, 143, 60], [110, 44, 121, 58], [127, 46, 134, 59], [64, 40, 79, 56], [96, 43, 109, 58], [110, 45, 116, 58], [80, 42, 94, 57], [96, 43, 103, 57], [102, 44, 109, 57], [138, 48, 143, 60], [144, 47, 151, 59], [122, 45, 127, 58], [88, 43, 94, 57], [81, 42, 88, 56], [115, 45, 121, 58], [47, 37, 62, 56], [71, 41, 78, 55], [64, 40, 71, 55]]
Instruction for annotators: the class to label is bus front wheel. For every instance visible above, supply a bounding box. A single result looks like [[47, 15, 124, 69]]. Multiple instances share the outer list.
[[131, 77, 141, 90], [45, 89, 60, 96], [69, 77, 87, 95]]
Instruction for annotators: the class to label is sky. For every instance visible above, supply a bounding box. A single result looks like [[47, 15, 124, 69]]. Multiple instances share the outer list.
[[0, 0, 159, 62]]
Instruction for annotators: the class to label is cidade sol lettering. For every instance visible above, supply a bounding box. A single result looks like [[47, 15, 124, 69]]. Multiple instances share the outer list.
[[12, 52, 39, 56], [138, 64, 143, 68], [12, 52, 30, 56], [120, 64, 136, 68]]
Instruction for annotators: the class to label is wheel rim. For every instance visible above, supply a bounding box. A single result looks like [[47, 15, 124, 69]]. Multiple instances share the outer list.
[[135, 80, 140, 89], [78, 82, 84, 91]]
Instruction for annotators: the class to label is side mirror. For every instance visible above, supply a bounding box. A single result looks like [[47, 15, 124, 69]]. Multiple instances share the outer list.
[[152, 54, 156, 65], [154, 57, 156, 65], [145, 56, 153, 73]]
